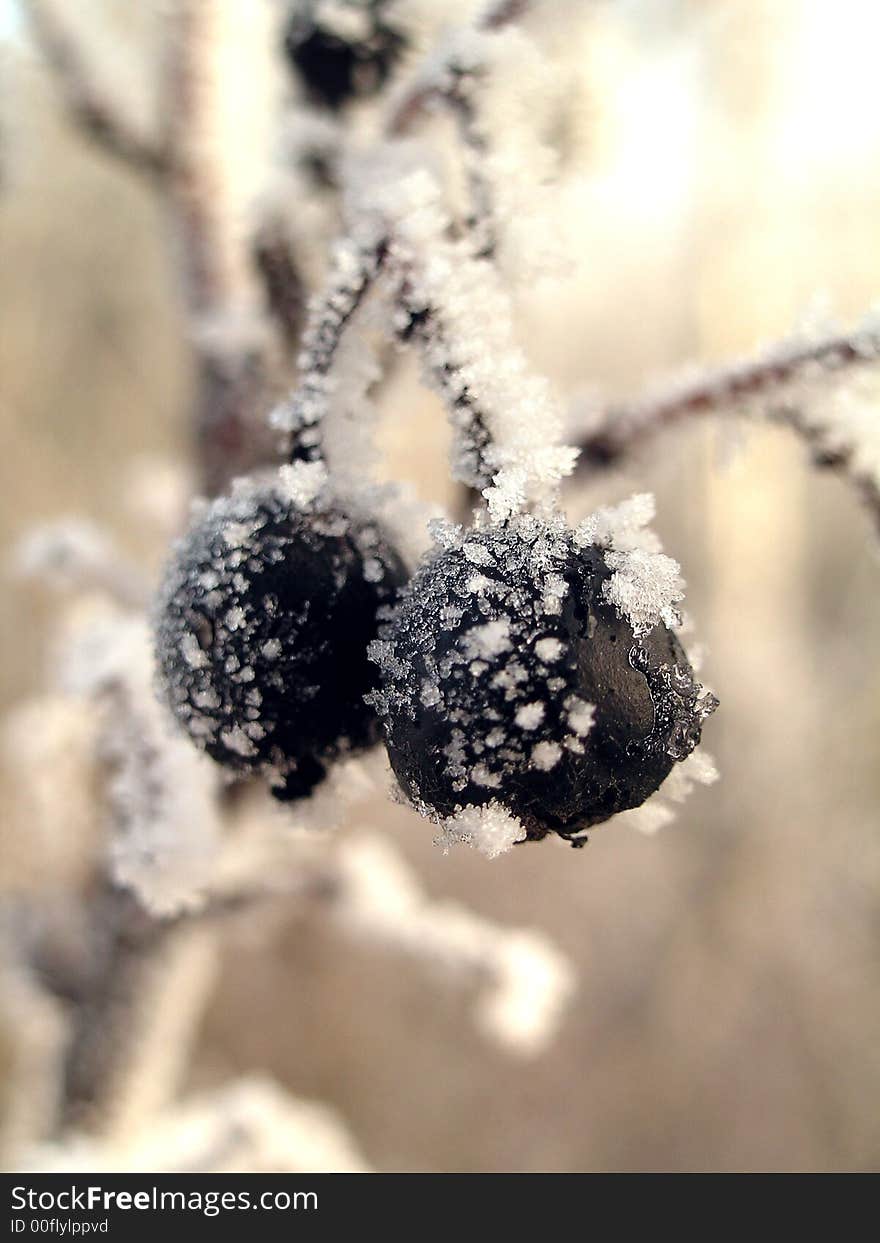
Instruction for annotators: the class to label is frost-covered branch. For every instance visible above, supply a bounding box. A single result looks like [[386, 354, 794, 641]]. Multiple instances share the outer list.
[[386, 0, 535, 257], [384, 172, 576, 519], [24, 0, 169, 177], [386, 0, 533, 135], [272, 234, 388, 461], [26, 1078, 371, 1173], [276, 167, 576, 519], [14, 520, 148, 608], [574, 320, 880, 528], [41, 609, 223, 1132]]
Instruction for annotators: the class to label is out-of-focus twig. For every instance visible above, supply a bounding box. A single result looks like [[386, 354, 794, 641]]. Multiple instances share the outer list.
[[24, 0, 170, 177], [14, 519, 148, 609], [60, 885, 219, 1137], [59, 886, 174, 1131], [253, 217, 306, 355], [386, 0, 533, 136], [573, 324, 880, 529], [162, 0, 281, 495], [29, 0, 291, 497]]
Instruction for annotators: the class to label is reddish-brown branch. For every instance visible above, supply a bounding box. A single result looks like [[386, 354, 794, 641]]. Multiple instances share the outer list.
[[573, 328, 880, 528], [161, 0, 281, 495]]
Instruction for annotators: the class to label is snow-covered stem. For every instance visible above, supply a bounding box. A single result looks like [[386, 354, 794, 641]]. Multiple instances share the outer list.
[[386, 0, 534, 136], [397, 296, 495, 490], [58, 669, 221, 1132], [451, 88, 496, 260], [273, 236, 388, 462], [393, 54, 497, 256], [574, 323, 880, 529], [276, 150, 578, 518], [23, 0, 170, 177], [380, 171, 576, 519]]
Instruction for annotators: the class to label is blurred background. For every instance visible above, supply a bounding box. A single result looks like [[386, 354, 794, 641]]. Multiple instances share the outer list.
[[1, 0, 879, 1172]]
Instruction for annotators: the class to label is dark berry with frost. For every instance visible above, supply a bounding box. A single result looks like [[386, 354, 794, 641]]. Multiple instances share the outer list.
[[154, 477, 407, 800], [368, 518, 716, 842], [283, 1, 405, 111]]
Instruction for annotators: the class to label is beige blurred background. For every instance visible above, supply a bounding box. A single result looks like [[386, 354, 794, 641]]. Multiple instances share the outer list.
[[1, 0, 879, 1172]]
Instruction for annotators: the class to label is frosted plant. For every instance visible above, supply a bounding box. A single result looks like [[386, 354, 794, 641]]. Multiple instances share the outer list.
[[23, 1077, 373, 1174], [5, 0, 877, 1175]]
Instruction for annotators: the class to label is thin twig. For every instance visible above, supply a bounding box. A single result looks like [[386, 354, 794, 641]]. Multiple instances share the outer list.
[[161, 0, 280, 495], [28, 0, 285, 495], [573, 327, 880, 528], [253, 219, 306, 355], [59, 885, 174, 1131], [398, 299, 495, 491], [447, 70, 496, 259], [274, 237, 388, 462], [386, 0, 533, 136], [24, 0, 170, 177]]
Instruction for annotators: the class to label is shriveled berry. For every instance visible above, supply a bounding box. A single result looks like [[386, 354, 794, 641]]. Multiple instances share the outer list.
[[368, 518, 716, 842], [154, 477, 407, 800], [283, 1, 405, 111]]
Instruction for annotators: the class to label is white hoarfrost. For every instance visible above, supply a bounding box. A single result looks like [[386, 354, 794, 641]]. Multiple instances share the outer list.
[[576, 492, 685, 636], [442, 801, 527, 858], [565, 696, 595, 737], [603, 547, 684, 637], [357, 166, 579, 520], [268, 235, 436, 568], [514, 701, 545, 730], [461, 618, 512, 660], [581, 314, 880, 525], [531, 740, 562, 771], [277, 459, 329, 510]]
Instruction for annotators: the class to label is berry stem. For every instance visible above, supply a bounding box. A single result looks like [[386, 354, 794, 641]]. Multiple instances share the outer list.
[[274, 238, 389, 464], [395, 292, 497, 492]]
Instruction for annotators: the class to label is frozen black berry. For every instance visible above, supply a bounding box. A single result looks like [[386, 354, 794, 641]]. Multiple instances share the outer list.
[[283, 1, 405, 111], [369, 517, 716, 843], [154, 477, 407, 800]]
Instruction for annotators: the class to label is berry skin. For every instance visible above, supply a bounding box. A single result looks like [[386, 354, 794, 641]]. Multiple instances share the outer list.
[[154, 478, 407, 801], [283, 1, 405, 111], [368, 519, 715, 842]]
